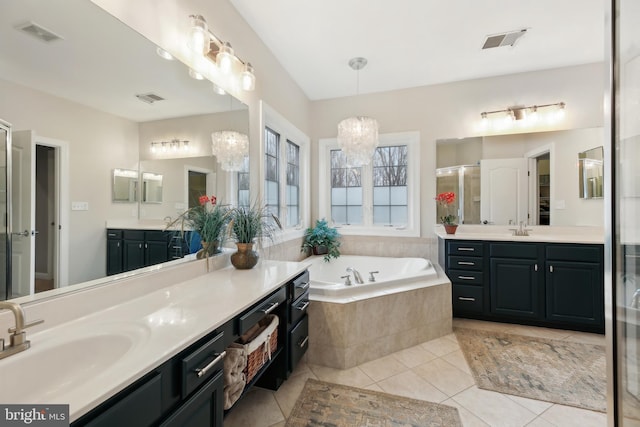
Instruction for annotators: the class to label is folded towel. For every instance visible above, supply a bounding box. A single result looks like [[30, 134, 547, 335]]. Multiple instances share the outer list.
[[224, 344, 247, 385], [224, 376, 246, 410]]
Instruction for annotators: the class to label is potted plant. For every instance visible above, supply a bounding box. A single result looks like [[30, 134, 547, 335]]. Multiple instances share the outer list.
[[166, 194, 230, 258], [435, 191, 458, 234], [301, 219, 341, 262], [228, 203, 280, 269]]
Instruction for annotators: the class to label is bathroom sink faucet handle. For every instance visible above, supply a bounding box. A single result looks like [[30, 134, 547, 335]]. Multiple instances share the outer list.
[[0, 301, 44, 359], [368, 271, 379, 282], [340, 275, 352, 286]]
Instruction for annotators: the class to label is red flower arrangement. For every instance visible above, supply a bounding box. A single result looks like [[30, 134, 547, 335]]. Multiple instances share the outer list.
[[435, 192, 457, 225]]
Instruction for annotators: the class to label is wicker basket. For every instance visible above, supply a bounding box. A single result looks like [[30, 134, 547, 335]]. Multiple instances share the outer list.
[[238, 314, 279, 383]]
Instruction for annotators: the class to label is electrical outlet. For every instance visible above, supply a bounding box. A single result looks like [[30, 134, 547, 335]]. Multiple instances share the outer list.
[[71, 201, 89, 211]]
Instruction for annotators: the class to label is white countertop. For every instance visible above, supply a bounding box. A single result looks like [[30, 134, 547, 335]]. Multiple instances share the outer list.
[[0, 260, 306, 422], [434, 224, 604, 244]]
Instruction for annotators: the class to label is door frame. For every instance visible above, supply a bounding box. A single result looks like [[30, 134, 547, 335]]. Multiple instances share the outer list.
[[1, 119, 12, 299], [525, 144, 554, 226], [35, 136, 69, 289]]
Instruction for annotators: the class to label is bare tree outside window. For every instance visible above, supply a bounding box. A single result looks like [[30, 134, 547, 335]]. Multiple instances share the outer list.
[[373, 146, 408, 225], [286, 141, 300, 227], [330, 149, 363, 224], [264, 127, 279, 218]]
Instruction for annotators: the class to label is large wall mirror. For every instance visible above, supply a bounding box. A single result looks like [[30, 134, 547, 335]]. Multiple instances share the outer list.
[[578, 146, 604, 199], [0, 0, 249, 299], [436, 127, 605, 227]]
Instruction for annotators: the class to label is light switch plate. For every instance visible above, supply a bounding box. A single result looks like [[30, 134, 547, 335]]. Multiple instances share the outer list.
[[71, 201, 89, 211]]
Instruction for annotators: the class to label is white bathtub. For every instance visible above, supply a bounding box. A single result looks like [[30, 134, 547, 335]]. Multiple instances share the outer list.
[[305, 255, 442, 303]]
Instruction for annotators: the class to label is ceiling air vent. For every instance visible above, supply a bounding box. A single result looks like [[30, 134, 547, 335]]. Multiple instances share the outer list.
[[482, 28, 528, 50], [135, 93, 165, 104], [15, 22, 63, 43]]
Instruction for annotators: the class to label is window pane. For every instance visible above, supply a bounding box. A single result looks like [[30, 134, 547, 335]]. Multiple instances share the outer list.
[[331, 187, 347, 205], [266, 181, 279, 205], [347, 187, 363, 205], [390, 186, 408, 205], [287, 207, 299, 227], [346, 206, 363, 224], [346, 168, 361, 187], [332, 206, 347, 224], [373, 186, 390, 205], [332, 169, 346, 187], [390, 206, 408, 224], [373, 206, 390, 224], [238, 189, 249, 207]]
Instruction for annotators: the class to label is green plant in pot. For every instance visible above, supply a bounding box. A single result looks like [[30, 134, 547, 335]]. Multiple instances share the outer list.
[[228, 203, 280, 269], [301, 218, 341, 262]]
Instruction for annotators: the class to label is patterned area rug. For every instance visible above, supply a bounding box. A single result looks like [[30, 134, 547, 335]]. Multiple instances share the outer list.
[[455, 327, 606, 412], [285, 378, 462, 427]]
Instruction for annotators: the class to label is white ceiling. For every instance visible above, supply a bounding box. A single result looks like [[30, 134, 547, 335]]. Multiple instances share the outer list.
[[230, 0, 605, 100]]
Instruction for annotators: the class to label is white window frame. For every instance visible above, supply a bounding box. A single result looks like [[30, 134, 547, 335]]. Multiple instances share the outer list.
[[318, 131, 420, 237], [260, 101, 310, 241]]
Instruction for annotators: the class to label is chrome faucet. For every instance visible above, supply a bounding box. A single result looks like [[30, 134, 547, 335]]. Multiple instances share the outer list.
[[340, 274, 353, 286], [510, 221, 532, 236], [0, 301, 44, 360], [346, 267, 364, 284]]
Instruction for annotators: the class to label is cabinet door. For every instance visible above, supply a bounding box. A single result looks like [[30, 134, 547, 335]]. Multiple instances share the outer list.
[[490, 257, 541, 319], [160, 371, 223, 427], [145, 240, 168, 266], [546, 261, 603, 327], [106, 239, 123, 276], [123, 240, 145, 271]]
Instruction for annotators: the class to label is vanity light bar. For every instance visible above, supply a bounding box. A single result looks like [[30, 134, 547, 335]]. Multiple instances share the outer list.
[[187, 14, 256, 91], [480, 102, 566, 128], [150, 139, 190, 154]]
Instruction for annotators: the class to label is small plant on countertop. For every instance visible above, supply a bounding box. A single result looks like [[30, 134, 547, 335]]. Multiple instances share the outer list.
[[301, 218, 341, 262], [435, 192, 457, 225]]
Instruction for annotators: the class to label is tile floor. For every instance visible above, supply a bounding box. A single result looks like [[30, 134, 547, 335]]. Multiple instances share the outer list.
[[224, 318, 607, 427]]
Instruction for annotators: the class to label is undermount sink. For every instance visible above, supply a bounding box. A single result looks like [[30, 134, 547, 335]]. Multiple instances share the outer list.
[[0, 323, 150, 403]]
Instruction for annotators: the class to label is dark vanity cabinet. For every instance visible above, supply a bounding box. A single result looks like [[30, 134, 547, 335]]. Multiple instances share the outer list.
[[442, 239, 604, 333], [107, 229, 175, 275], [72, 270, 310, 427]]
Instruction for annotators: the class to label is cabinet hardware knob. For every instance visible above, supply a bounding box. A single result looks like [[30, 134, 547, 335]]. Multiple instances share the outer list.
[[260, 301, 280, 314], [295, 301, 310, 311], [458, 276, 475, 280], [458, 261, 474, 265], [194, 351, 226, 378], [295, 282, 310, 291], [458, 297, 476, 302], [535, 264, 538, 271], [458, 248, 475, 251], [550, 265, 554, 273]]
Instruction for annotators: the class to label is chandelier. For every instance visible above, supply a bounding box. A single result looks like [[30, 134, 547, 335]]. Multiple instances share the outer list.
[[211, 131, 249, 171], [336, 57, 379, 167]]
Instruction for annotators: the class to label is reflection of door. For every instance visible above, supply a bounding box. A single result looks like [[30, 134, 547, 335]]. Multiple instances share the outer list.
[[480, 158, 528, 225], [0, 120, 9, 300], [11, 130, 35, 298]]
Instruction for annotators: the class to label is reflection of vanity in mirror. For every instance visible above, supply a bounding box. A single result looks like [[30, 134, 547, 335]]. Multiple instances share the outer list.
[[0, 0, 249, 298], [436, 127, 605, 227]]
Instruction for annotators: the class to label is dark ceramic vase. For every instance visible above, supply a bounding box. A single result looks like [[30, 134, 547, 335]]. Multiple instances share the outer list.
[[312, 245, 328, 255], [230, 242, 259, 269]]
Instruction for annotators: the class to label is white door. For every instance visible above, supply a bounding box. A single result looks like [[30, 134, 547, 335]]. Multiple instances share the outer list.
[[480, 158, 528, 225], [11, 130, 35, 297]]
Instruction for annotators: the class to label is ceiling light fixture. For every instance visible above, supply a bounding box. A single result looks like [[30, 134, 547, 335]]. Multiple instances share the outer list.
[[336, 57, 379, 167], [151, 139, 190, 154], [186, 14, 256, 92], [211, 131, 249, 171], [156, 47, 174, 61], [480, 102, 566, 129]]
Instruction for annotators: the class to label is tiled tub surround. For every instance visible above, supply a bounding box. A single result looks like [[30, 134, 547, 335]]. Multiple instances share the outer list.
[[306, 262, 452, 369], [0, 257, 307, 422]]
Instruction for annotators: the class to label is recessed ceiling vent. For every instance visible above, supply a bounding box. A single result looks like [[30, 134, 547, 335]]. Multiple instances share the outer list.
[[135, 93, 165, 104], [482, 28, 528, 50], [15, 22, 63, 43]]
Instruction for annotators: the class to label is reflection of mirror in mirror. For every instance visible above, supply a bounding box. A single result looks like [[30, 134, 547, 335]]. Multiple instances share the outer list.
[[112, 169, 138, 203], [436, 127, 605, 227], [579, 146, 604, 199], [142, 172, 163, 204], [436, 165, 481, 225]]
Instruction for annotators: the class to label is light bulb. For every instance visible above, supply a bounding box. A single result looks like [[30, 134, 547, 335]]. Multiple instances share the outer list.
[[188, 68, 204, 80], [212, 84, 226, 95], [241, 62, 256, 91], [188, 15, 209, 55], [156, 47, 174, 61], [150, 143, 157, 153], [217, 42, 235, 74]]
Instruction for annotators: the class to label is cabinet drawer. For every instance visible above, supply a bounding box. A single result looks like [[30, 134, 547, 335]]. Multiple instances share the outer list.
[[160, 371, 223, 427], [123, 230, 145, 240], [290, 291, 310, 327], [85, 373, 162, 427], [490, 242, 538, 258], [107, 229, 122, 240], [291, 270, 310, 301], [289, 314, 309, 372], [145, 230, 169, 242], [181, 331, 225, 399], [448, 241, 483, 256], [546, 244, 602, 262], [448, 269, 483, 285], [238, 287, 287, 336], [448, 256, 483, 271], [452, 285, 484, 314]]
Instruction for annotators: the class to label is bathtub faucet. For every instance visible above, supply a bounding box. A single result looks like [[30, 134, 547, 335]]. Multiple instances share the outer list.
[[346, 267, 364, 284]]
